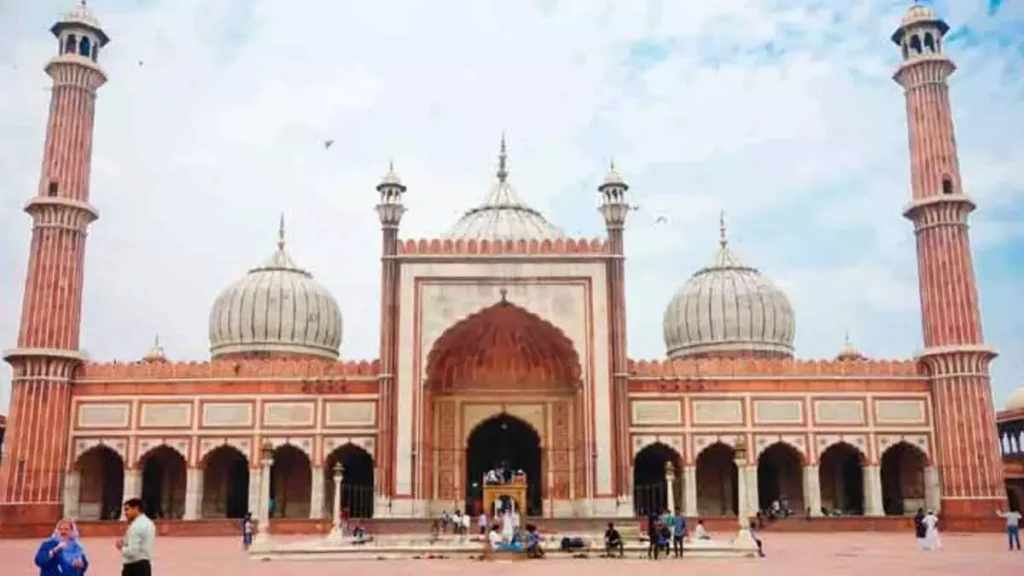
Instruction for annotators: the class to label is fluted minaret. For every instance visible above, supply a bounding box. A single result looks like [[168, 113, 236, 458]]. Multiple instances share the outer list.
[[375, 161, 406, 506], [893, 4, 1003, 519], [598, 162, 631, 503], [0, 1, 109, 524]]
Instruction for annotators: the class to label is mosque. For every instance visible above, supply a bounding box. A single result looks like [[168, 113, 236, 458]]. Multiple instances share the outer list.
[[0, 3, 1013, 534]]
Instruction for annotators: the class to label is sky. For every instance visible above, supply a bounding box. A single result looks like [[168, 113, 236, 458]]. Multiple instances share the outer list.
[[0, 0, 1021, 414]]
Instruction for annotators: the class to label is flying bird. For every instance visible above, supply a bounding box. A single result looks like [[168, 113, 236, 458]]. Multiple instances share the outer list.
[[138, 60, 144, 66], [654, 215, 669, 225], [323, 139, 335, 150]]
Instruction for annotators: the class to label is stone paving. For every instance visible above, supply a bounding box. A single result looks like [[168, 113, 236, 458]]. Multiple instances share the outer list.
[[5, 532, 1021, 575]]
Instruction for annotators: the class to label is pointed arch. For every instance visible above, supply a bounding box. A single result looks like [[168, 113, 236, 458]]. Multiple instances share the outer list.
[[632, 442, 683, 516], [425, 300, 582, 393], [819, 442, 865, 515], [323, 443, 375, 519], [270, 444, 312, 518], [73, 445, 125, 520], [466, 413, 543, 515], [696, 442, 738, 516], [201, 445, 250, 519], [140, 445, 187, 519], [880, 441, 928, 516], [757, 442, 804, 512], [136, 441, 189, 467]]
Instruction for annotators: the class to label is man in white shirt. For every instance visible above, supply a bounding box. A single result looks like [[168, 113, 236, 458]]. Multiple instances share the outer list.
[[117, 498, 156, 576], [997, 508, 1022, 551]]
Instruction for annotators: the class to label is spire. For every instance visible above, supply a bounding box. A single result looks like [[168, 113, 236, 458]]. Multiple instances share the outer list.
[[496, 132, 509, 183], [277, 212, 286, 251], [719, 209, 728, 249]]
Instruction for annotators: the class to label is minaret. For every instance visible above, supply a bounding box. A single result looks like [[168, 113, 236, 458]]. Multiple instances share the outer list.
[[0, 2, 109, 523], [893, 5, 1004, 518], [598, 162, 631, 507], [375, 160, 406, 507]]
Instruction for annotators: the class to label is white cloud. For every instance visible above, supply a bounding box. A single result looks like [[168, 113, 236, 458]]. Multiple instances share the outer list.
[[0, 0, 1022, 414]]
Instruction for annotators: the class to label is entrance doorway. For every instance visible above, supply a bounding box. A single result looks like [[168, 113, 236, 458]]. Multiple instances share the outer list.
[[466, 413, 542, 516]]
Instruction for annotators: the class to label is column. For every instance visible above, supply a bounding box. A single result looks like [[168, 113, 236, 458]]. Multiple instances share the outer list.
[[63, 470, 81, 519], [864, 464, 884, 516], [683, 465, 697, 516], [664, 463, 677, 514], [309, 467, 325, 519], [252, 455, 273, 547], [328, 463, 344, 542], [184, 468, 203, 520], [248, 468, 261, 517], [122, 468, 141, 520], [802, 465, 822, 516], [924, 466, 942, 513], [744, 466, 759, 515]]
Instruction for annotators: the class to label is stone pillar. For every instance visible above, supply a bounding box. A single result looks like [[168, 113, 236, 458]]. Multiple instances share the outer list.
[[328, 463, 345, 542], [864, 465, 884, 516], [309, 467, 325, 519], [802, 465, 822, 516], [731, 437, 757, 550], [683, 465, 698, 516], [62, 470, 81, 519], [664, 462, 677, 514], [252, 443, 274, 549], [744, 466, 759, 514], [924, 466, 942, 513], [248, 468, 261, 517], [184, 468, 203, 520], [122, 468, 141, 520]]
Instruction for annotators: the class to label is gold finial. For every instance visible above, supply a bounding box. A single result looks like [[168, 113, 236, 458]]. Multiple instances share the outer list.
[[499, 287, 508, 304], [154, 334, 160, 348], [844, 330, 851, 347], [497, 132, 509, 183], [388, 158, 395, 174], [609, 158, 616, 172], [277, 213, 286, 251], [719, 209, 728, 248]]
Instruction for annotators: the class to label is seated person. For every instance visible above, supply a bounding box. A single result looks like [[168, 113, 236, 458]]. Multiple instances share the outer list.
[[693, 519, 711, 541], [484, 469, 500, 484], [655, 521, 671, 557], [351, 524, 370, 544], [524, 524, 544, 558], [604, 522, 624, 557], [429, 520, 440, 541], [488, 524, 523, 553]]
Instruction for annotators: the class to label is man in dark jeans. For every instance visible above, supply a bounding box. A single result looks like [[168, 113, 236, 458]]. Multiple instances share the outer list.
[[604, 522, 624, 557], [671, 509, 687, 558], [646, 511, 659, 558]]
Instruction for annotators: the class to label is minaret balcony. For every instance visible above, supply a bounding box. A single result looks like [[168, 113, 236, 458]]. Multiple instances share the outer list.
[[902, 193, 976, 231]]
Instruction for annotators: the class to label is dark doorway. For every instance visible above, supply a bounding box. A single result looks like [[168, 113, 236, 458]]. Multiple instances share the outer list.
[[76, 446, 125, 520], [632, 443, 681, 515], [201, 446, 250, 518], [140, 446, 186, 519], [324, 444, 375, 519], [819, 444, 864, 515], [757, 443, 805, 512], [696, 443, 739, 516], [465, 413, 542, 516], [880, 443, 926, 516]]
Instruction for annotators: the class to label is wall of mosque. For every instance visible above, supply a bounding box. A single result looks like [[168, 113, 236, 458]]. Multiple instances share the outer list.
[[392, 256, 616, 512]]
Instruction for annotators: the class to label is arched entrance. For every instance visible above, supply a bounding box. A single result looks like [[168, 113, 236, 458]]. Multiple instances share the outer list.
[[819, 443, 864, 515], [201, 446, 250, 518], [880, 442, 927, 516], [696, 442, 738, 516], [324, 444, 375, 519], [632, 443, 682, 516], [140, 446, 186, 519], [423, 298, 583, 515], [466, 413, 542, 515], [75, 446, 124, 520], [757, 443, 805, 513], [269, 445, 312, 519]]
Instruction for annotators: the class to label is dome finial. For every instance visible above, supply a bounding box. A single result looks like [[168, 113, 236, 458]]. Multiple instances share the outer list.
[[276, 210, 284, 248], [719, 209, 728, 248], [497, 132, 509, 183]]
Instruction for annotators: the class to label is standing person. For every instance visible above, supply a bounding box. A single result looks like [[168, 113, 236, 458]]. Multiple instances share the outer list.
[[478, 510, 488, 535], [117, 498, 156, 576], [35, 519, 88, 576], [645, 510, 658, 558], [913, 508, 927, 550], [749, 520, 766, 558], [241, 513, 254, 550], [671, 509, 687, 558], [921, 510, 942, 551], [997, 508, 1022, 551]]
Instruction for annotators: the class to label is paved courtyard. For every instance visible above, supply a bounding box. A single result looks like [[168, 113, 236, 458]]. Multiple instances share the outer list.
[[4, 532, 1020, 575]]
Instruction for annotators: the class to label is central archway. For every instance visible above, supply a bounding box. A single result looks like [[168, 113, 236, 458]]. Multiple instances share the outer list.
[[423, 298, 584, 514], [466, 413, 542, 516]]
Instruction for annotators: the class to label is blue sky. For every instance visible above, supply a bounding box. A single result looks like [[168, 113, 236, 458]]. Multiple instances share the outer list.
[[0, 0, 1021, 412]]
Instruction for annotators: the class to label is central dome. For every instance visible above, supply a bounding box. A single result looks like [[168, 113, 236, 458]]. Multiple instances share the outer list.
[[662, 214, 795, 359], [444, 136, 564, 241], [208, 218, 342, 360]]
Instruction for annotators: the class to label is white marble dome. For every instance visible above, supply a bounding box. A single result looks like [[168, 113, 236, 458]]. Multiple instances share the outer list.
[[663, 217, 795, 359], [208, 220, 342, 360], [1006, 385, 1024, 412]]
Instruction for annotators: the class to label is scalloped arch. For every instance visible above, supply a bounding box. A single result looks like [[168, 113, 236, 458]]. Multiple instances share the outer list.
[[198, 440, 250, 466], [879, 438, 931, 466], [817, 439, 868, 464], [267, 437, 313, 460], [425, 300, 582, 393], [73, 438, 127, 467], [136, 441, 188, 466], [756, 439, 807, 465], [632, 439, 683, 463]]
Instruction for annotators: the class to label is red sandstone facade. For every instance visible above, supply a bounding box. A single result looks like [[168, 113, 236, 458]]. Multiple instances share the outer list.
[[0, 4, 1010, 536]]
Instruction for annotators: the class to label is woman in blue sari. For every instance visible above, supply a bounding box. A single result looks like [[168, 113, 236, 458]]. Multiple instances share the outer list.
[[34, 519, 88, 576]]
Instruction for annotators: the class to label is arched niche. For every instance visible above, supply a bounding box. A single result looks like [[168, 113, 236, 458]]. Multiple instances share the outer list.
[[270, 444, 312, 519], [756, 442, 805, 513], [696, 442, 738, 516], [323, 443, 375, 519], [632, 442, 682, 516], [140, 445, 187, 519], [74, 445, 125, 520], [465, 413, 542, 516], [880, 442, 928, 516], [424, 300, 582, 394], [201, 445, 250, 519], [818, 442, 865, 515]]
